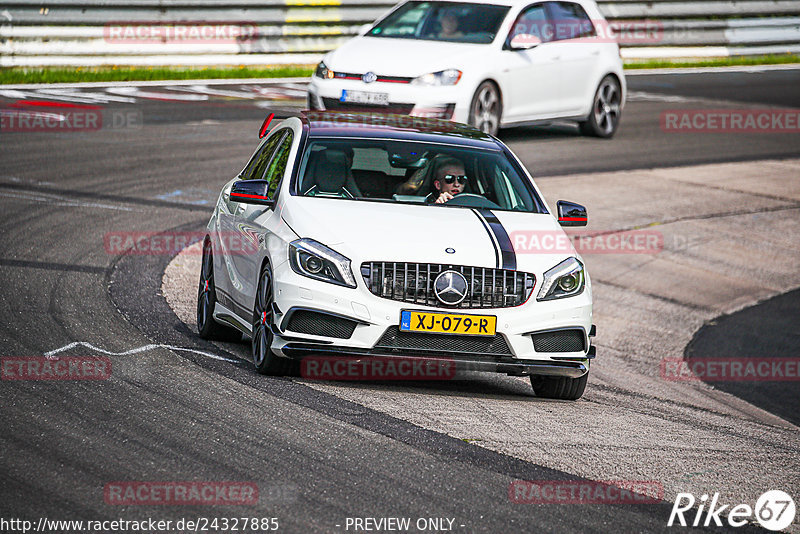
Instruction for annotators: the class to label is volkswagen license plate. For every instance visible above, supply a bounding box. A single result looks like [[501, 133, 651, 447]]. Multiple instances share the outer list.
[[399, 311, 497, 336], [341, 90, 389, 106]]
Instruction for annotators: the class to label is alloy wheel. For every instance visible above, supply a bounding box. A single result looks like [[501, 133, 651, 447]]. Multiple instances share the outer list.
[[471, 82, 501, 136], [593, 78, 621, 136]]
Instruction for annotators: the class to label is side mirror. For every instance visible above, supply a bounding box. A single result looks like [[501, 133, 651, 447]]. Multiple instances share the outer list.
[[230, 179, 275, 208], [509, 33, 542, 50], [557, 200, 587, 227]]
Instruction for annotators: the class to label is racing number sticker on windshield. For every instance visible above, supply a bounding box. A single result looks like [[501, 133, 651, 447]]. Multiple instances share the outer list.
[[400, 311, 497, 336]]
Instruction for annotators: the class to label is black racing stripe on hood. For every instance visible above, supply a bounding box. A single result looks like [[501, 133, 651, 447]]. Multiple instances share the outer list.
[[471, 209, 501, 268], [476, 209, 516, 271]]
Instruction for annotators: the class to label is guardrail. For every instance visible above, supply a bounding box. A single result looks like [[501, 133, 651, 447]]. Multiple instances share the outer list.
[[1, 0, 799, 67]]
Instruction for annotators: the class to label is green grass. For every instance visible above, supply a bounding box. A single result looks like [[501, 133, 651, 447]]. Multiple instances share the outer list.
[[624, 54, 800, 69], [0, 65, 315, 84]]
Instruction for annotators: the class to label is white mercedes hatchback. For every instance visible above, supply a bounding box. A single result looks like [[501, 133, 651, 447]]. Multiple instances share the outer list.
[[308, 0, 626, 137], [199, 112, 595, 399]]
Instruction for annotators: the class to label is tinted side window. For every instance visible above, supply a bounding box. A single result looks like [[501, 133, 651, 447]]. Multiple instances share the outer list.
[[241, 130, 285, 180], [546, 2, 595, 41], [509, 4, 550, 44], [261, 131, 294, 198]]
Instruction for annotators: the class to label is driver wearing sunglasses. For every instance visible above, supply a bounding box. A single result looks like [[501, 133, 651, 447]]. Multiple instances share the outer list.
[[431, 157, 469, 204]]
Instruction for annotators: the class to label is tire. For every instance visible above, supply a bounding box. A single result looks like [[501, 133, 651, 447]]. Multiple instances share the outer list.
[[530, 372, 588, 400], [252, 262, 294, 376], [579, 75, 622, 138], [307, 92, 321, 111], [469, 81, 502, 137], [197, 239, 241, 341]]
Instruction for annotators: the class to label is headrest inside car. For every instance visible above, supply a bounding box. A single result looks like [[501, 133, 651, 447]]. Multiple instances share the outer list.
[[308, 150, 349, 192]]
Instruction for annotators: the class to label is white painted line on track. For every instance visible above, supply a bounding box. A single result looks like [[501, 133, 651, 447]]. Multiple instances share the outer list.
[[626, 63, 800, 76], [251, 85, 308, 98], [1, 77, 310, 90], [0, 88, 136, 104], [2, 84, 305, 106], [167, 84, 260, 99], [0, 89, 27, 99], [35, 88, 136, 104], [44, 341, 239, 363], [105, 86, 209, 101], [0, 190, 138, 212], [0, 108, 65, 121], [626, 91, 692, 103]]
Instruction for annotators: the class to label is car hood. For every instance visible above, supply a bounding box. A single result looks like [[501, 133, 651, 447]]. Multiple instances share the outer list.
[[325, 36, 488, 78], [282, 197, 576, 276]]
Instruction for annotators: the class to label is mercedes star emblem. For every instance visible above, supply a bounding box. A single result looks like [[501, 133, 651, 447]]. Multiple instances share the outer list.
[[434, 270, 468, 306]]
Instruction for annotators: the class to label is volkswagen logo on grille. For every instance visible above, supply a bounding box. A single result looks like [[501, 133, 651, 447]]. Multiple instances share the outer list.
[[362, 71, 377, 84], [434, 270, 468, 306]]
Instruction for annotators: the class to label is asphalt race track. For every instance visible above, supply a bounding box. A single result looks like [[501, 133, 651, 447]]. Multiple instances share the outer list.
[[0, 67, 798, 533], [685, 287, 800, 428]]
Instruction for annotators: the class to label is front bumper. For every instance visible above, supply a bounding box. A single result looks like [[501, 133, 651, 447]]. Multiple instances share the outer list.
[[270, 261, 594, 376], [308, 76, 470, 123], [281, 344, 589, 378]]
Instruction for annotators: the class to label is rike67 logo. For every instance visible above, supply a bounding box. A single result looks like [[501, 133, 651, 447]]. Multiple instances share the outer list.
[[668, 490, 795, 531]]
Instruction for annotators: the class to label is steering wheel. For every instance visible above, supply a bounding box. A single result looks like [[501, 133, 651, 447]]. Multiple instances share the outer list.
[[443, 193, 501, 209]]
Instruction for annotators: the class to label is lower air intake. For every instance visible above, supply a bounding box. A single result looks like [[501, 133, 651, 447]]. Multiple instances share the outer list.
[[374, 327, 513, 356], [285, 310, 357, 339], [531, 329, 586, 353]]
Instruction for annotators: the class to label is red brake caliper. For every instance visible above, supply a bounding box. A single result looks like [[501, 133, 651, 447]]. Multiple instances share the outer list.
[[261, 311, 267, 325], [203, 280, 209, 293]]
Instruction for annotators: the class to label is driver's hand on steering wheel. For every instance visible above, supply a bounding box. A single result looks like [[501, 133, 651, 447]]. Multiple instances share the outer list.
[[435, 191, 455, 204]]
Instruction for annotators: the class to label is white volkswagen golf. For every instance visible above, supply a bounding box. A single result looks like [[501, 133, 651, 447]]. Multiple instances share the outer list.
[[308, 0, 625, 137], [198, 112, 595, 399]]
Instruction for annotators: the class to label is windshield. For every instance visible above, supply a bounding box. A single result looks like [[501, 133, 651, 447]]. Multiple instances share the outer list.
[[295, 138, 547, 213], [367, 1, 510, 44]]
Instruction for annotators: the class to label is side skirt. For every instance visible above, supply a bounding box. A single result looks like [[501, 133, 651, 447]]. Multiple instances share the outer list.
[[213, 303, 252, 336]]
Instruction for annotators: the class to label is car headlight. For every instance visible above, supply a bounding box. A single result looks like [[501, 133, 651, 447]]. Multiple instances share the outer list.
[[537, 258, 585, 301], [314, 61, 334, 79], [411, 69, 462, 86], [289, 238, 356, 288]]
